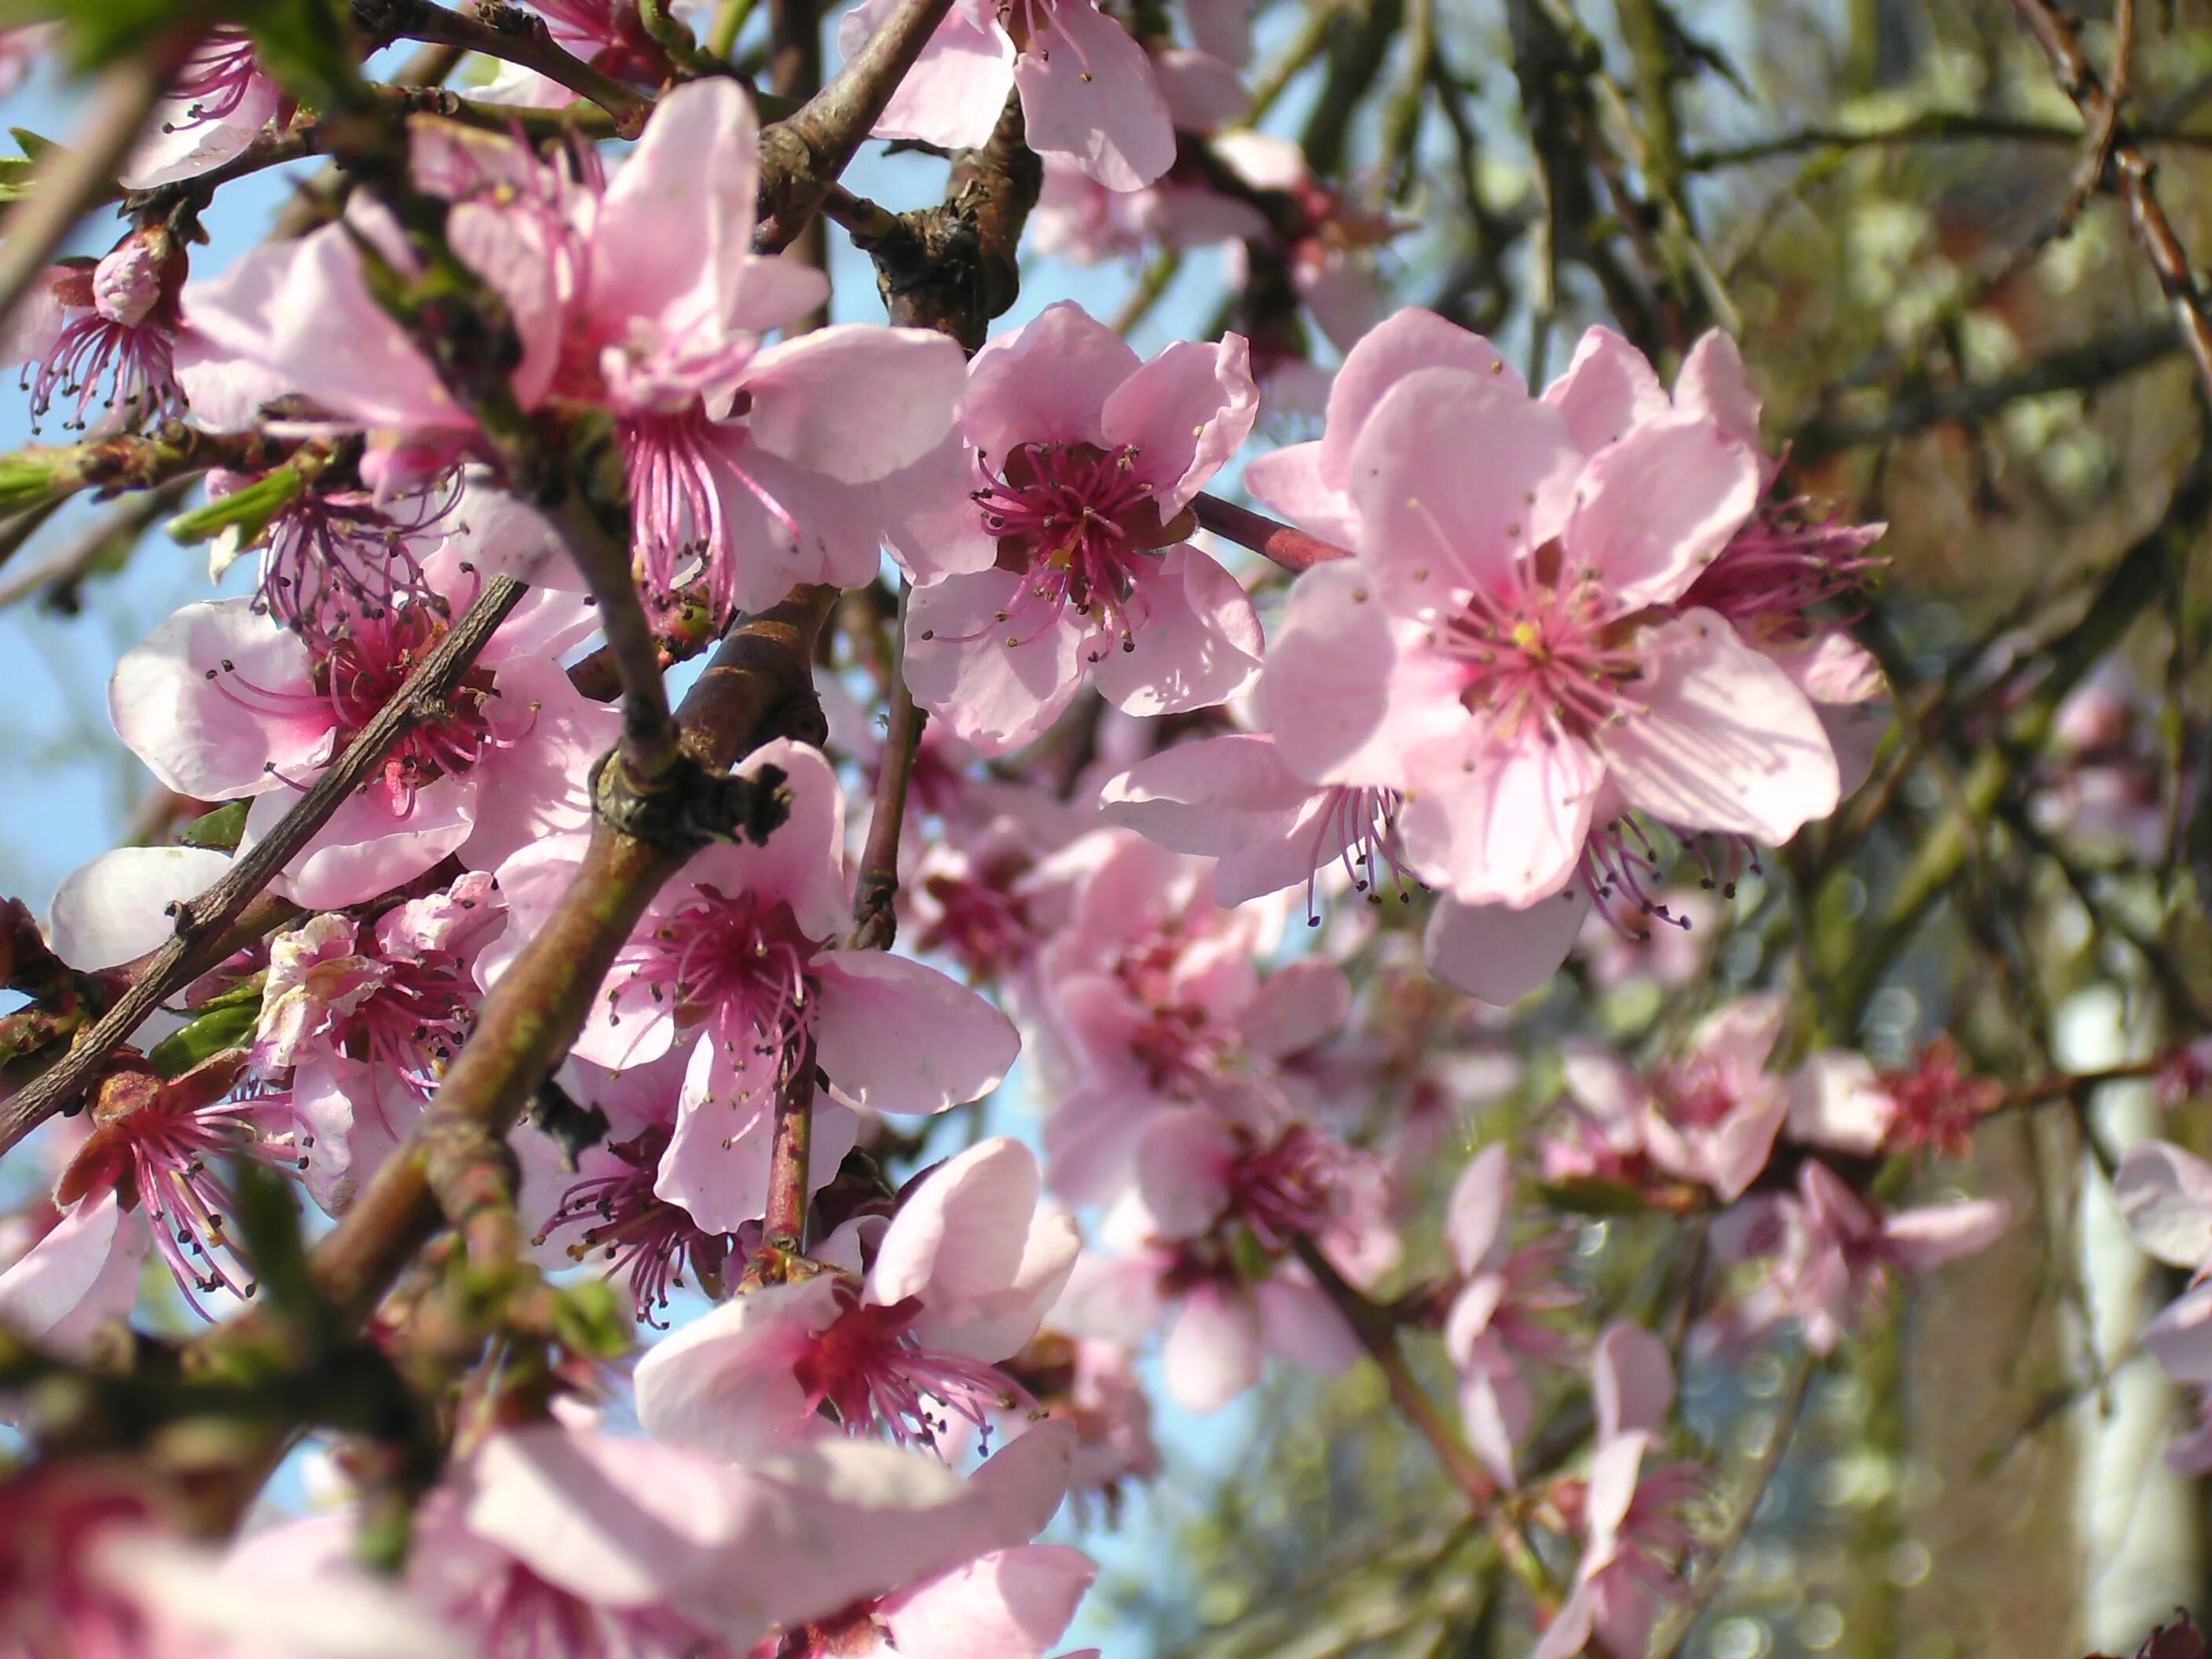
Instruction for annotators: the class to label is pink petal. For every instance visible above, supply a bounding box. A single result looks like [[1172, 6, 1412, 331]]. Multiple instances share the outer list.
[[906, 571, 1091, 756], [882, 1546, 1097, 1659], [1259, 560, 1462, 789], [744, 325, 969, 484], [1599, 611, 1840, 842], [1592, 1320, 1673, 1440], [0, 1193, 146, 1357], [869, 1135, 1042, 1308], [692, 738, 851, 940], [249, 775, 474, 910], [1100, 335, 1259, 513], [1241, 441, 1359, 546], [1423, 890, 1589, 1006], [47, 847, 232, 970], [852, 0, 1014, 151], [2141, 1282, 2212, 1386], [1091, 544, 1263, 718], [1252, 1276, 1361, 1374], [2116, 1142, 2212, 1269], [1540, 326, 1668, 455], [961, 301, 1139, 461], [1163, 1283, 1262, 1411], [1098, 732, 1320, 856], [110, 599, 331, 799], [119, 72, 280, 190], [633, 1276, 837, 1458], [1346, 367, 1581, 617], [1132, 1111, 1236, 1239], [458, 656, 620, 873], [659, 1040, 778, 1232], [1881, 1198, 2009, 1271], [1398, 730, 1603, 907], [1321, 307, 1527, 492], [1784, 1052, 1895, 1155], [1673, 329, 1763, 447], [881, 432, 1002, 584], [1011, 0, 1175, 190], [591, 79, 761, 345], [1564, 413, 1761, 612], [1444, 1144, 1511, 1274], [814, 950, 1021, 1115], [1237, 958, 1351, 1059]]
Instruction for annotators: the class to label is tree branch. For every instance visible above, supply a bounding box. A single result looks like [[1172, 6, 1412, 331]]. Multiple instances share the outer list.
[[353, 0, 654, 137], [1191, 493, 1350, 575]]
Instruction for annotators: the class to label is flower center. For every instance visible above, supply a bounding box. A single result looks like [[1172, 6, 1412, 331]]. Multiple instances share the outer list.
[[617, 405, 795, 626], [1303, 785, 1414, 923], [1225, 1126, 1343, 1250], [964, 440, 1190, 657], [537, 1126, 734, 1328], [1443, 551, 1643, 742], [629, 887, 824, 1071], [794, 1284, 1028, 1450], [253, 483, 457, 650]]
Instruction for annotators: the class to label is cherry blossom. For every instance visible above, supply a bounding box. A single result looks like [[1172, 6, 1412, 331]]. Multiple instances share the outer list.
[[3, 228, 187, 432], [489, 740, 1018, 1236], [635, 1137, 1077, 1455], [901, 302, 1264, 756]]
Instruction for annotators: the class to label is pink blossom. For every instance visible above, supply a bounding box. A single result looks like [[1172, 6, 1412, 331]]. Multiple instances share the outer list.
[[489, 741, 1018, 1236], [2, 229, 187, 433], [252, 871, 507, 1213], [0, 1053, 295, 1323], [0, 25, 49, 99], [1053, 1227, 1360, 1412], [757, 1543, 1096, 1659], [46, 846, 235, 971], [635, 1137, 1078, 1456], [108, 544, 612, 910], [1533, 1324, 1701, 1659], [1258, 312, 1839, 919], [520, 1048, 744, 1327], [1544, 998, 1791, 1203], [1735, 1160, 2009, 1354], [2116, 1141, 2212, 1280], [1029, 154, 1270, 266], [901, 302, 1264, 756], [1441, 1145, 1575, 1484], [119, 28, 286, 191], [838, 0, 1177, 190]]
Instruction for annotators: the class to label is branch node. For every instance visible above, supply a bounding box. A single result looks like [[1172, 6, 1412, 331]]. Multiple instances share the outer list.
[[588, 750, 793, 854]]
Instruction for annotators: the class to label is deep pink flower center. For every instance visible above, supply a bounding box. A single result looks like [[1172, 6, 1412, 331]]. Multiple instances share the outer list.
[[795, 1284, 1026, 1449], [1651, 1056, 1745, 1131], [207, 604, 500, 814], [1683, 508, 1881, 630], [166, 29, 263, 131], [618, 405, 796, 625], [1444, 554, 1643, 741], [1225, 1125, 1342, 1249], [470, 1559, 730, 1659], [1303, 785, 1413, 923], [537, 1126, 734, 1328], [964, 439, 1187, 656], [917, 868, 1035, 983], [630, 886, 824, 1072]]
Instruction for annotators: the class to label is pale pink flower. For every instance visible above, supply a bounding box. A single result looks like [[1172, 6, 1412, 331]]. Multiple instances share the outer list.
[[109, 545, 610, 910], [119, 27, 286, 191], [1029, 154, 1269, 266], [2115, 1141, 2212, 1280], [518, 1047, 745, 1327], [635, 1136, 1078, 1456], [837, 0, 1176, 190], [1441, 1145, 1575, 1485], [488, 741, 1018, 1236], [228, 1420, 1037, 1657], [0, 1053, 295, 1322], [1533, 1324, 1701, 1659], [901, 302, 1264, 756], [1729, 1161, 2009, 1355], [1053, 1214, 1358, 1412], [252, 871, 506, 1213], [1258, 313, 1839, 917], [0, 25, 49, 99], [1782, 1049, 1900, 1157], [2, 229, 187, 432]]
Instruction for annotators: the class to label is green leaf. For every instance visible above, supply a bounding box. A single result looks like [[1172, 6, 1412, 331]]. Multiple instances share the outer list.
[[9, 127, 60, 164], [0, 449, 78, 516], [166, 463, 306, 546], [1535, 1177, 1656, 1216], [551, 1280, 635, 1361], [148, 994, 261, 1078], [178, 798, 251, 851]]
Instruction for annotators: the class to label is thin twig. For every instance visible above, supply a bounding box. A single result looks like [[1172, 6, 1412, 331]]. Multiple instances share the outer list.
[[850, 589, 921, 951], [1191, 493, 1350, 575], [0, 477, 192, 613], [0, 577, 528, 1159], [2007, 0, 2212, 403], [760, 1033, 819, 1254], [360, 0, 654, 136]]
